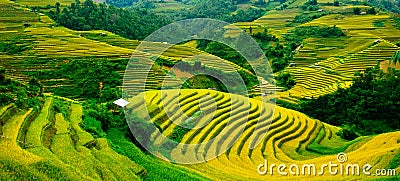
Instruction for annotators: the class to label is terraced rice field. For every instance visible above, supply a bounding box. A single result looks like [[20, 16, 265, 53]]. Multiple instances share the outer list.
[[0, 97, 145, 180], [0, 0, 39, 32], [278, 40, 399, 102], [0, 2, 186, 93], [334, 40, 399, 79], [154, 1, 187, 13], [288, 0, 307, 8], [303, 13, 400, 38], [293, 37, 378, 67], [26, 27, 135, 58], [15, 0, 75, 6], [79, 30, 251, 74], [1, 0, 259, 95], [79, 31, 201, 60], [292, 12, 399, 67], [234, 8, 302, 39], [0, 0, 135, 84], [128, 89, 400, 180], [275, 11, 400, 103], [122, 59, 182, 95], [320, 5, 371, 14]]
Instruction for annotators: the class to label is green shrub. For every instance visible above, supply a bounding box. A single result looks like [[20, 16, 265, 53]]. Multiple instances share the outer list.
[[388, 152, 400, 169], [170, 111, 200, 143], [276, 71, 296, 90], [82, 116, 106, 138], [287, 26, 346, 39], [302, 0, 319, 11], [334, 0, 339, 6], [373, 20, 385, 27], [293, 12, 327, 24], [0, 93, 13, 106], [0, 36, 32, 55], [53, 98, 70, 117], [353, 7, 361, 15], [154, 57, 176, 67], [336, 127, 358, 141], [367, 7, 377, 14]]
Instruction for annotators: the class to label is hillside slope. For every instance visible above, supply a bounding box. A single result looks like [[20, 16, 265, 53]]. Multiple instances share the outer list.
[[0, 97, 146, 180], [128, 89, 400, 180]]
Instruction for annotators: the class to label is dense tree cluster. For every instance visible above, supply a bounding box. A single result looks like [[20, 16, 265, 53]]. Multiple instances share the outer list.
[[302, 0, 319, 11], [275, 71, 296, 90], [286, 26, 346, 39], [353, 7, 361, 15], [0, 35, 32, 55], [224, 8, 264, 23], [175, 60, 258, 93], [292, 12, 327, 24], [197, 40, 254, 73], [105, 0, 137, 7], [0, 67, 43, 110], [47, 0, 171, 40], [176, 0, 264, 23], [60, 59, 122, 101], [266, 42, 295, 72], [367, 0, 400, 13], [24, 59, 123, 101], [299, 66, 400, 136], [196, 30, 290, 73], [394, 16, 400, 30]]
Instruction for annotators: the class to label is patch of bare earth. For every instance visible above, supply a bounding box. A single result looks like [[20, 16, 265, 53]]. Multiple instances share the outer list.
[[380, 60, 400, 72], [171, 67, 193, 79]]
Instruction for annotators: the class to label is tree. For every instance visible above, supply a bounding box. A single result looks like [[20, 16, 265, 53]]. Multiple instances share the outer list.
[[390, 51, 400, 65], [334, 0, 339, 6], [354, 7, 361, 15], [256, 0, 266, 5], [367, 7, 376, 14], [27, 77, 43, 97], [302, 0, 319, 11], [48, 0, 171, 40], [55, 2, 60, 14], [308, 0, 317, 5], [0, 67, 5, 82], [276, 71, 296, 90]]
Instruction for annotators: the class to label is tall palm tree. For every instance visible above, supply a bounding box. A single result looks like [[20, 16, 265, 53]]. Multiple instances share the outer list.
[[390, 51, 400, 66]]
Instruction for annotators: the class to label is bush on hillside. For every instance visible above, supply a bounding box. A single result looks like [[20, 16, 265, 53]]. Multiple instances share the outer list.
[[287, 26, 346, 39], [292, 12, 328, 24], [276, 71, 296, 90], [302, 0, 319, 11], [336, 126, 359, 140]]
